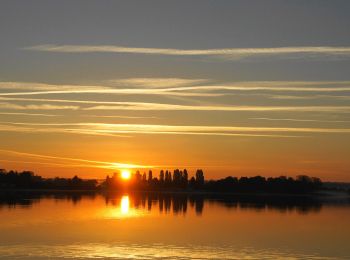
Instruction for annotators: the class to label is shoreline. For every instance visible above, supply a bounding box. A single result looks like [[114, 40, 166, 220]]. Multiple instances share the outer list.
[[0, 188, 348, 198]]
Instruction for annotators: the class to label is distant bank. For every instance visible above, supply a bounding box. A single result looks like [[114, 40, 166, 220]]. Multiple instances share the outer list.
[[1, 168, 349, 195]]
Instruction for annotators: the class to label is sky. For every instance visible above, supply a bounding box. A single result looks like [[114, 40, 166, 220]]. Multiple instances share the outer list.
[[0, 0, 349, 181]]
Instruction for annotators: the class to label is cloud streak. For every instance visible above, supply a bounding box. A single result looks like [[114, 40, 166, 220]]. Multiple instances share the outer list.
[[0, 123, 303, 138], [0, 102, 79, 110], [0, 85, 221, 97], [0, 123, 131, 138], [84, 103, 350, 113], [0, 98, 349, 113], [250, 117, 350, 123], [0, 112, 60, 117], [2, 122, 350, 135], [0, 81, 349, 99], [0, 149, 152, 169], [82, 115, 159, 119], [108, 78, 209, 88], [24, 45, 350, 60], [0, 159, 106, 169], [0, 82, 110, 91]]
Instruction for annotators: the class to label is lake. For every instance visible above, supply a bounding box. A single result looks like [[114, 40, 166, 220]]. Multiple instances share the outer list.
[[0, 191, 349, 259]]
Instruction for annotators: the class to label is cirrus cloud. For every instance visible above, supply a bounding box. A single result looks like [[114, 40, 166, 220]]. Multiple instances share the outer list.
[[24, 44, 350, 60]]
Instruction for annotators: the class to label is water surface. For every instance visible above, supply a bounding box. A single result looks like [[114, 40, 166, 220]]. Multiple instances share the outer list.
[[0, 192, 349, 259]]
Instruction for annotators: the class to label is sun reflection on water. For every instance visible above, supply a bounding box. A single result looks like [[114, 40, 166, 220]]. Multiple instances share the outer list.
[[103, 195, 144, 219], [120, 195, 129, 215]]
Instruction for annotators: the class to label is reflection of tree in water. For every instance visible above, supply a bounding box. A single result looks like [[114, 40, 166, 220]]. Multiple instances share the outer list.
[[104, 193, 203, 215], [0, 191, 97, 209], [1, 191, 350, 215], [214, 195, 325, 214], [0, 196, 38, 209], [103, 193, 338, 215]]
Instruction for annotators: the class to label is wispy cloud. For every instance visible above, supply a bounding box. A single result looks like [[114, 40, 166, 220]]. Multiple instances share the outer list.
[[270, 94, 350, 100], [0, 149, 152, 169], [0, 79, 210, 92], [166, 81, 350, 92], [0, 81, 349, 98], [0, 122, 301, 138], [2, 122, 350, 136], [108, 78, 209, 88], [0, 123, 131, 138], [0, 84, 221, 97], [84, 103, 350, 113], [250, 117, 350, 123], [82, 115, 159, 119], [0, 125, 297, 138], [0, 82, 110, 91], [0, 112, 60, 117], [0, 159, 104, 169], [0, 98, 349, 113], [24, 45, 350, 60], [0, 102, 79, 110], [0, 89, 221, 97]]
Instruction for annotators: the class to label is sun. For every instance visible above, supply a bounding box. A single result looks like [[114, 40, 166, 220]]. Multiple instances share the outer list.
[[120, 169, 131, 180]]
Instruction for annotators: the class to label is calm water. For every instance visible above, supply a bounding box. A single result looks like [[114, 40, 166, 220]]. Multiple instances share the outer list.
[[0, 192, 349, 259]]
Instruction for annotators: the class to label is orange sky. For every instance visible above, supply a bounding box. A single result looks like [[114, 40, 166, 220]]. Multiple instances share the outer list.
[[0, 1, 350, 182]]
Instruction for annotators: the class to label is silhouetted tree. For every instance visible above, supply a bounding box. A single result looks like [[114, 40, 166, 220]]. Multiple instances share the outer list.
[[173, 169, 181, 187], [135, 170, 142, 182], [195, 169, 205, 188], [159, 170, 165, 182], [165, 170, 172, 185], [189, 176, 196, 189], [182, 169, 188, 188], [148, 170, 153, 183]]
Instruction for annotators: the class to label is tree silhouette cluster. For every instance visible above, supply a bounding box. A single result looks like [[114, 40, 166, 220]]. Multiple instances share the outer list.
[[0, 169, 97, 190], [205, 175, 322, 193], [103, 169, 322, 194], [103, 169, 205, 190]]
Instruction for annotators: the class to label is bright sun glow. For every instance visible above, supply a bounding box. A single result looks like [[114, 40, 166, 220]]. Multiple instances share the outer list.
[[121, 169, 131, 180]]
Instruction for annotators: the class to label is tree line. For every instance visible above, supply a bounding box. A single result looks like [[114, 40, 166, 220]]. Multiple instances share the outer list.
[[0, 169, 97, 190], [0, 168, 324, 194]]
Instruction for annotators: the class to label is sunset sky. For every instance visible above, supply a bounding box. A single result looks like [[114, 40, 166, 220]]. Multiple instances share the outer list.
[[0, 0, 349, 181]]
